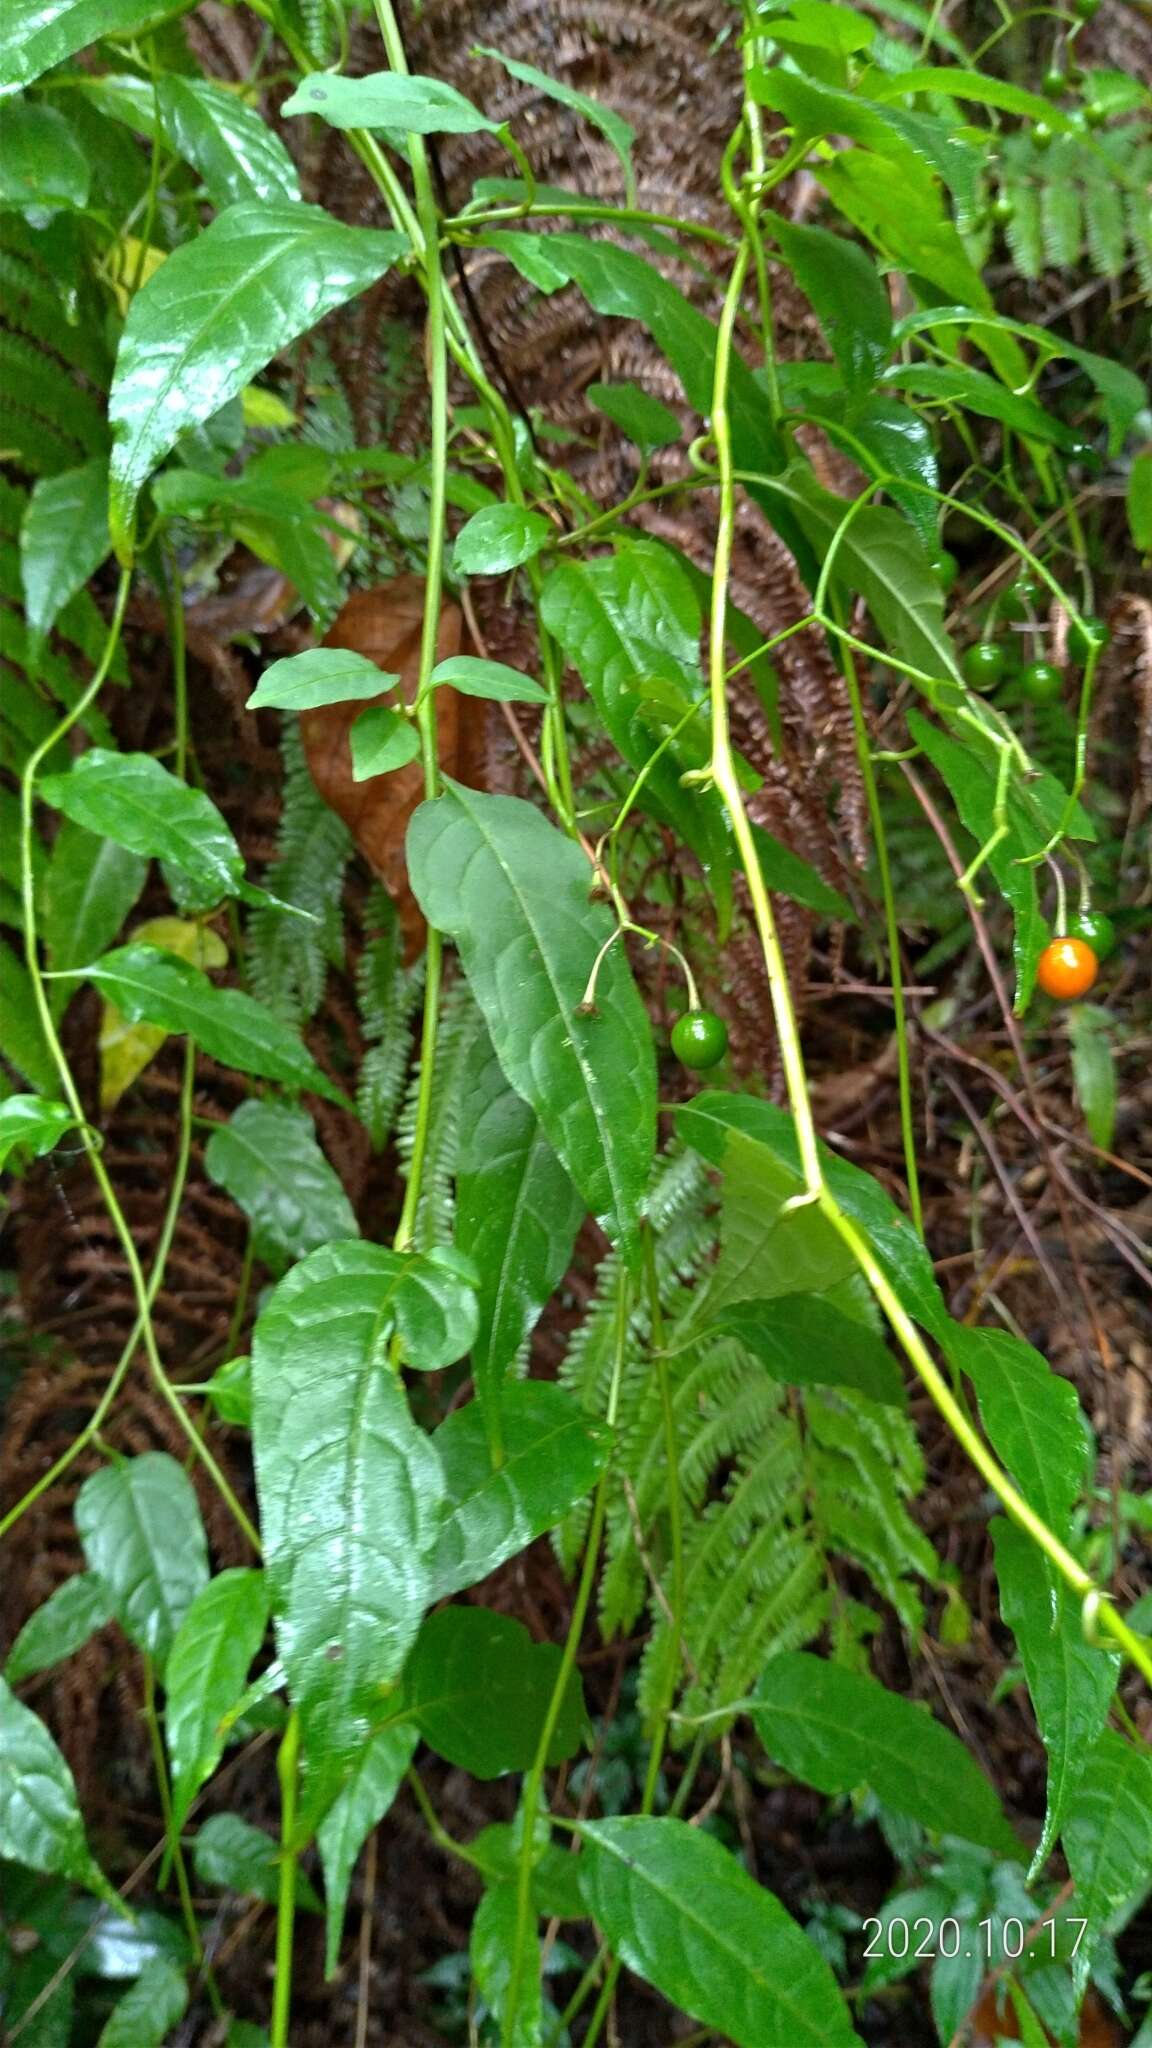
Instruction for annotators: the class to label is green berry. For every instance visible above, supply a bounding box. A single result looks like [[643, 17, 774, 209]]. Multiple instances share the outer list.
[[991, 193, 1014, 224], [671, 1008, 729, 1071], [1042, 66, 1068, 98], [999, 574, 1043, 622], [1082, 99, 1107, 127], [929, 548, 958, 592], [1019, 659, 1064, 704], [1068, 907, 1117, 959], [1070, 612, 1109, 658], [1073, 0, 1101, 17], [1032, 120, 1055, 149], [962, 641, 1007, 690]]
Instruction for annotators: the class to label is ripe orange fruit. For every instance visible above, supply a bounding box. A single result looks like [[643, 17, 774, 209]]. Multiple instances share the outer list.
[[1037, 936, 1099, 1000]]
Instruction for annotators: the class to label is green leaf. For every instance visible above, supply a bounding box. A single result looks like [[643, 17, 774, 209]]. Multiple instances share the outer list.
[[0, 1093, 77, 1173], [0, 0, 160, 90], [108, 204, 404, 552], [455, 1030, 586, 1444], [470, 1881, 544, 2048], [816, 395, 940, 549], [41, 822, 147, 993], [95, 1959, 188, 2048], [427, 654, 550, 704], [753, 1652, 1018, 1855], [429, 1381, 611, 1601], [317, 1722, 418, 1977], [767, 213, 891, 395], [0, 937, 57, 1092], [946, 1324, 1085, 1533], [407, 784, 656, 1261], [193, 1813, 321, 1910], [282, 71, 498, 135], [715, 1295, 905, 1405], [453, 503, 552, 575], [165, 1570, 270, 1830], [20, 460, 109, 655], [577, 1815, 863, 2048], [72, 944, 353, 1108], [0, 99, 89, 213], [0, 1677, 111, 1897], [251, 1243, 450, 1808], [587, 380, 681, 449], [1128, 449, 1152, 551], [349, 704, 421, 780], [486, 231, 783, 475], [204, 1100, 359, 1272], [400, 1606, 585, 1778], [75, 1452, 210, 1667], [767, 0, 875, 57], [248, 646, 398, 712], [871, 66, 1077, 131], [881, 362, 1075, 449], [5, 1573, 112, 1685], [475, 44, 636, 199], [39, 750, 245, 911], [752, 823, 854, 920], [1067, 1003, 1117, 1152], [992, 1520, 1118, 1877], [1065, 1732, 1152, 1987], [157, 75, 301, 208], [817, 149, 991, 310], [204, 1354, 252, 1428]]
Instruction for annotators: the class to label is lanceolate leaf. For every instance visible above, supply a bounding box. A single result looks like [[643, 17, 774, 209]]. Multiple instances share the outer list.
[[0, 937, 58, 1092], [0, 0, 161, 90], [474, 45, 636, 198], [39, 750, 245, 909], [407, 783, 656, 1260], [767, 213, 891, 396], [400, 1606, 586, 1778], [5, 1573, 112, 1686], [0, 1678, 113, 1899], [1064, 1731, 1152, 1991], [751, 824, 854, 921], [158, 76, 301, 208], [317, 1723, 418, 1977], [165, 1569, 270, 1829], [249, 646, 397, 712], [95, 1959, 188, 2048], [455, 1031, 586, 1446], [75, 1453, 210, 1668], [108, 205, 405, 551], [0, 1093, 77, 1173], [430, 1382, 611, 1601], [350, 704, 421, 779], [993, 1520, 1118, 1876], [283, 71, 497, 135], [715, 1295, 906, 1406], [471, 1881, 544, 2048], [453, 502, 552, 576], [193, 1812, 322, 1910], [251, 1244, 451, 1810], [427, 655, 549, 704], [577, 1815, 863, 2048], [20, 460, 110, 652], [204, 1100, 359, 1272], [41, 821, 148, 992], [0, 98, 89, 210], [946, 1324, 1085, 1532], [752, 1653, 1019, 1857], [73, 945, 353, 1108]]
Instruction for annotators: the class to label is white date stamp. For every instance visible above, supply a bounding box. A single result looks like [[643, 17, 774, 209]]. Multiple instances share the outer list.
[[862, 1915, 1089, 1963]]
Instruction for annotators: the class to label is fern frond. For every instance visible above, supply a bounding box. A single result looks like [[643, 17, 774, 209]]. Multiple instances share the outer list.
[[246, 722, 351, 1028], [356, 885, 424, 1149], [0, 400, 85, 479], [394, 972, 480, 1249], [0, 236, 110, 387], [0, 612, 113, 746], [0, 333, 106, 456]]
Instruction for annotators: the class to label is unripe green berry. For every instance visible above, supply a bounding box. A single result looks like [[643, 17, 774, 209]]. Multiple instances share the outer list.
[[671, 1008, 729, 1071], [1019, 659, 1064, 704]]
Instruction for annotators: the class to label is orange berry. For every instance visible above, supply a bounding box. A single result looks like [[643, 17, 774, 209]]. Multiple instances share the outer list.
[[1037, 935, 1099, 1000]]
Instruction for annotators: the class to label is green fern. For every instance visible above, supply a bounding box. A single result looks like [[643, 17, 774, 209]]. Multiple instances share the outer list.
[[0, 222, 112, 388], [995, 127, 1152, 281], [394, 973, 481, 1250], [356, 885, 425, 1149], [246, 722, 351, 1027]]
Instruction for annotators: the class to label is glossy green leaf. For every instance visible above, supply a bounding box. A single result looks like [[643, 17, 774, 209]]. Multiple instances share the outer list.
[[95, 1959, 188, 2048], [1128, 449, 1152, 551], [108, 205, 404, 551], [992, 1520, 1117, 1876], [248, 646, 397, 712], [946, 1324, 1085, 1533], [5, 1573, 112, 1685], [0, 0, 160, 89], [204, 1100, 359, 1272], [453, 503, 552, 575], [165, 1570, 270, 1830], [193, 1812, 321, 1910], [815, 395, 940, 549], [251, 1243, 452, 1807], [75, 1452, 210, 1667], [753, 1653, 1018, 1855], [752, 824, 854, 920], [715, 1294, 905, 1405], [20, 461, 109, 655], [0, 99, 89, 212], [349, 704, 421, 780], [0, 1677, 112, 1898], [872, 66, 1076, 130], [768, 0, 875, 56], [41, 821, 148, 993], [157, 75, 301, 208], [428, 654, 549, 704], [475, 44, 635, 198], [455, 1031, 585, 1445], [881, 362, 1074, 449], [577, 1815, 863, 2048], [1067, 1003, 1117, 1152], [407, 783, 656, 1260], [0, 1093, 77, 1173], [204, 1354, 251, 1428], [587, 380, 681, 449], [429, 1381, 611, 1601], [282, 71, 498, 135], [39, 750, 245, 911], [401, 1606, 585, 1777], [470, 1881, 543, 2048], [0, 937, 57, 1092], [317, 1722, 418, 1977], [1064, 1731, 1152, 1987], [768, 213, 891, 395], [71, 945, 352, 1107], [486, 231, 783, 474]]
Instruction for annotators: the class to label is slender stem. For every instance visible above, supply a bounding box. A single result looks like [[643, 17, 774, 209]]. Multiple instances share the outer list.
[[143, 1657, 217, 2006], [641, 1221, 682, 1810], [271, 1712, 301, 2048]]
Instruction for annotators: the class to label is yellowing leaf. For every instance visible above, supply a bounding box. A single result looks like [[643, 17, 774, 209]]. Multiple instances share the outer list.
[[241, 386, 298, 430], [100, 918, 226, 1110], [105, 236, 166, 315]]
